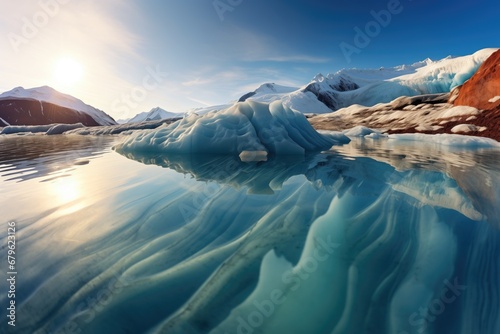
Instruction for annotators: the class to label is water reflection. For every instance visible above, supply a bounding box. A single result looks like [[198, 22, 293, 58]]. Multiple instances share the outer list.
[[0, 134, 114, 182], [113, 146, 499, 334], [0, 137, 498, 334], [118, 143, 499, 228], [332, 138, 500, 228]]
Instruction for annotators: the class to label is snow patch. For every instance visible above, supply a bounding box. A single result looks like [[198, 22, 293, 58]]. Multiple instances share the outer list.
[[0, 117, 11, 126], [488, 96, 500, 103], [451, 124, 487, 134], [440, 106, 480, 118]]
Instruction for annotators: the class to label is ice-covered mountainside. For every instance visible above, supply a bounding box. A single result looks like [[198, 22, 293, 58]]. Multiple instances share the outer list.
[[241, 49, 498, 114], [187, 104, 234, 117], [0, 86, 116, 126], [126, 107, 182, 123], [115, 100, 349, 157], [238, 83, 299, 103]]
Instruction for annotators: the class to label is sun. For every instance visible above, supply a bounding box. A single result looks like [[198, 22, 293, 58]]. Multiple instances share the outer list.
[[53, 57, 84, 87]]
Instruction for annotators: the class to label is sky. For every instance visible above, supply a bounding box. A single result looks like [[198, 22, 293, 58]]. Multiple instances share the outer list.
[[1, 0, 499, 120]]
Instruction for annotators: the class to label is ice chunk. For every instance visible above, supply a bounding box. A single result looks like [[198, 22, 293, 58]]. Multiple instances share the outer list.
[[239, 150, 268, 162], [46, 123, 85, 135], [0, 123, 85, 135], [343, 126, 385, 138], [1, 124, 53, 134], [115, 101, 349, 156], [451, 124, 487, 133]]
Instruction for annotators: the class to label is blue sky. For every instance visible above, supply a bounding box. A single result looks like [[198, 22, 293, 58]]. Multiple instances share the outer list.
[[1, 0, 499, 119]]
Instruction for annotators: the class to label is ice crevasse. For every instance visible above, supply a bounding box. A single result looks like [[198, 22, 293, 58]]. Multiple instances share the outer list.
[[114, 100, 349, 157]]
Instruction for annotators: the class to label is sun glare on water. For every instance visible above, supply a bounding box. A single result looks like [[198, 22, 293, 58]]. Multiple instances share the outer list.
[[50, 178, 81, 204], [53, 57, 84, 87]]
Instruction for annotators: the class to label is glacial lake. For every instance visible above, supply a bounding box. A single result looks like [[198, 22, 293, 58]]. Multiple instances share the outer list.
[[1, 134, 499, 334]]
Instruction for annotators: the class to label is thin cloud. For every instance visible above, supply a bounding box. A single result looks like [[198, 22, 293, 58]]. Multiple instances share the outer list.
[[262, 55, 331, 63]]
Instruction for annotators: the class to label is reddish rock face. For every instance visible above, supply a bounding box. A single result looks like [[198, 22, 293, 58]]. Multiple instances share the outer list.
[[453, 49, 500, 110], [450, 49, 500, 141]]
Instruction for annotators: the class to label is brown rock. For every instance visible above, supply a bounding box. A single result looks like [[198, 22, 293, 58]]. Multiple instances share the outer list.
[[453, 49, 500, 110]]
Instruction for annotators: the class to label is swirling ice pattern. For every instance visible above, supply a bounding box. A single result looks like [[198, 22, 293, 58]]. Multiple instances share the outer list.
[[0, 139, 498, 334]]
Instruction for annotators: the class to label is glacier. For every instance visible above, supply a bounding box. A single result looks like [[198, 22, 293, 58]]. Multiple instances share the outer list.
[[241, 49, 498, 113], [114, 100, 350, 156]]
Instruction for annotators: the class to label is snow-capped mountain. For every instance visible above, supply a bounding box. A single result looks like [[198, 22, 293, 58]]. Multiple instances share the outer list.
[[239, 48, 498, 114], [0, 86, 116, 126], [125, 107, 182, 123]]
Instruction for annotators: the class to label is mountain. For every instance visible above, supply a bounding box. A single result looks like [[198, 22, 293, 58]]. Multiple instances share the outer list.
[[239, 48, 498, 114], [452, 49, 500, 110], [308, 48, 500, 141], [0, 86, 116, 126], [450, 48, 500, 140], [126, 107, 182, 123]]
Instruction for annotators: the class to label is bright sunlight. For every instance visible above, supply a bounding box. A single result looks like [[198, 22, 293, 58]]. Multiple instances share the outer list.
[[53, 57, 84, 87]]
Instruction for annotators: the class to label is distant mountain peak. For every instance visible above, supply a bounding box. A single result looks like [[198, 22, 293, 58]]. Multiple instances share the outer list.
[[0, 85, 116, 126], [126, 107, 182, 123]]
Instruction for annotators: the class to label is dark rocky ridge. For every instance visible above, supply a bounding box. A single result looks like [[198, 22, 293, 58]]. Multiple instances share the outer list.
[[0, 98, 102, 126]]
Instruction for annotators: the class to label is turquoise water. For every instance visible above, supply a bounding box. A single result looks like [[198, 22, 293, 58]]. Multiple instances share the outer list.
[[0, 135, 499, 334]]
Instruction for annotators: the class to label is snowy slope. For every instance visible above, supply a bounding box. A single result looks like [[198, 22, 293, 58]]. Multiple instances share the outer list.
[[127, 107, 182, 123], [187, 104, 233, 116], [0, 86, 116, 125], [242, 49, 498, 114], [239, 83, 299, 103]]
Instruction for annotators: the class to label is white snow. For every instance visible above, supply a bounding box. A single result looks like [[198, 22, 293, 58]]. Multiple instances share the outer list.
[[115, 100, 350, 156], [242, 49, 498, 113], [451, 124, 487, 134], [0, 117, 11, 126], [281, 90, 332, 114], [187, 104, 233, 116], [489, 96, 500, 103], [127, 107, 182, 123], [0, 86, 116, 125], [243, 83, 299, 103]]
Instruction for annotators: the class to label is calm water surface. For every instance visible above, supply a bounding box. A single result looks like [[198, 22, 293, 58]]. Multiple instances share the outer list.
[[0, 134, 499, 334]]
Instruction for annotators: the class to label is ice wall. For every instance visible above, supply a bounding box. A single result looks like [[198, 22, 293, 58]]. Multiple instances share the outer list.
[[114, 101, 349, 156]]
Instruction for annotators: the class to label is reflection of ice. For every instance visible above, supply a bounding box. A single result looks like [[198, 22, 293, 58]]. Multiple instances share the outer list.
[[333, 138, 500, 227], [118, 147, 492, 224], [1, 139, 498, 334]]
